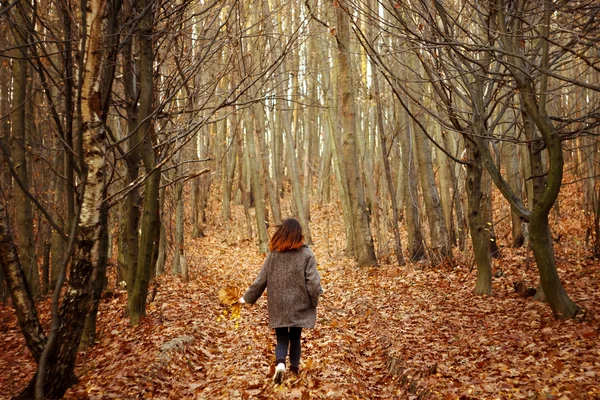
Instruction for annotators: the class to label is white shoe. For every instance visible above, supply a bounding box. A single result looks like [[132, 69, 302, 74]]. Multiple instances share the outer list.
[[273, 363, 285, 384]]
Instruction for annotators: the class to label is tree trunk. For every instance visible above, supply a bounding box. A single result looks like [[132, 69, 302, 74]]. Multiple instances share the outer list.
[[221, 116, 237, 220], [246, 113, 269, 254], [155, 183, 167, 276], [191, 136, 202, 238], [374, 72, 404, 266], [492, 1, 580, 318], [128, 168, 160, 326], [51, 151, 67, 289], [0, 202, 47, 362], [21, 0, 112, 392], [0, 55, 10, 300], [465, 139, 492, 295], [335, 0, 376, 267], [123, 157, 140, 290], [503, 138, 525, 247], [238, 122, 254, 239], [529, 212, 579, 318], [435, 124, 456, 246], [10, 0, 39, 296], [81, 201, 109, 348], [128, 0, 160, 326], [258, 119, 281, 226], [411, 103, 451, 264], [0, 52, 11, 190], [284, 122, 313, 245], [121, 24, 141, 291], [399, 100, 426, 261], [482, 165, 500, 258], [172, 174, 184, 275]]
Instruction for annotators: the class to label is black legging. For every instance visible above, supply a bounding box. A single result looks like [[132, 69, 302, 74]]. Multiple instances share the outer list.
[[275, 327, 302, 370]]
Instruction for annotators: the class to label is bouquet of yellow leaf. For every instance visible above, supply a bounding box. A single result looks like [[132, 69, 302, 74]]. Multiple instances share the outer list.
[[218, 287, 243, 322]]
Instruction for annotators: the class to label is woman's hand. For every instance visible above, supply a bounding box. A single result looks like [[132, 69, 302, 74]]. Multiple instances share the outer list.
[[238, 297, 246, 304]]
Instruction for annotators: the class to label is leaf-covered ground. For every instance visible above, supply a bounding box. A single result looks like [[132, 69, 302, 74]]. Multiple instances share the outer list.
[[1, 183, 600, 399]]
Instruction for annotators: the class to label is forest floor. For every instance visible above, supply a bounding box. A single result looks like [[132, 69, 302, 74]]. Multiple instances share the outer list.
[[1, 182, 600, 399]]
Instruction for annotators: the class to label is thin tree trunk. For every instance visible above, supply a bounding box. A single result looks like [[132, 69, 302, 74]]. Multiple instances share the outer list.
[[503, 138, 525, 247], [155, 183, 167, 276], [50, 152, 66, 288], [10, 0, 39, 296], [374, 72, 404, 266], [399, 100, 426, 261], [128, 0, 161, 325], [172, 172, 184, 275], [221, 120, 237, 220], [435, 123, 456, 246], [0, 202, 47, 362], [257, 113, 281, 225], [238, 122, 253, 239], [0, 53, 11, 190], [410, 107, 451, 263], [246, 111, 269, 253], [482, 164, 500, 258], [283, 123, 313, 245], [122, 24, 141, 291]]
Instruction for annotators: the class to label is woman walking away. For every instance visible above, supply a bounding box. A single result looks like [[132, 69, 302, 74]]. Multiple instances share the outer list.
[[239, 218, 322, 384]]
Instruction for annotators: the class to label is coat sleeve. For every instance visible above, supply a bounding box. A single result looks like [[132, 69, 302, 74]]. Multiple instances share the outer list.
[[305, 251, 321, 307], [243, 253, 270, 304]]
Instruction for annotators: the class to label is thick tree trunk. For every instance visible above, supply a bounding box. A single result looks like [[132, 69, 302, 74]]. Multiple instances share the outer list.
[[465, 139, 492, 295], [335, 0, 376, 266], [81, 202, 109, 348], [22, 0, 111, 392], [529, 213, 579, 318]]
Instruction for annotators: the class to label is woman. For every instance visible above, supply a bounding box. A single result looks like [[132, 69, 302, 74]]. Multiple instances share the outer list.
[[239, 218, 322, 384]]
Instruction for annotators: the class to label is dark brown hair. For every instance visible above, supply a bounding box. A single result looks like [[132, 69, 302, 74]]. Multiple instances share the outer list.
[[269, 218, 304, 252]]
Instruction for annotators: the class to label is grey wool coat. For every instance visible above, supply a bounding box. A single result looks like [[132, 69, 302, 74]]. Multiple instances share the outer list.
[[243, 245, 321, 329]]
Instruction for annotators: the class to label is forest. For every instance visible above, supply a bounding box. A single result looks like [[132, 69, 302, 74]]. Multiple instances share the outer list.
[[0, 0, 599, 398]]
